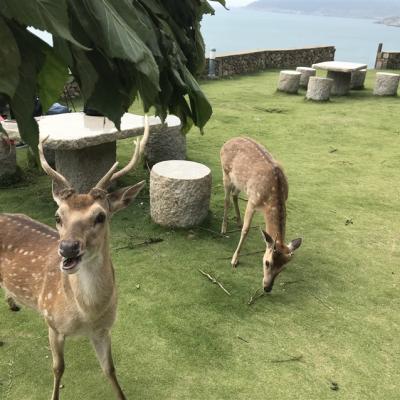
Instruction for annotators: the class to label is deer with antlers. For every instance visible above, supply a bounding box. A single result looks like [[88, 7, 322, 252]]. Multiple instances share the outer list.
[[0, 116, 150, 400], [220, 137, 302, 292]]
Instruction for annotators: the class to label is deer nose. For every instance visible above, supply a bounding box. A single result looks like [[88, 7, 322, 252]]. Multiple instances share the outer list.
[[264, 285, 273, 293], [59, 240, 81, 258]]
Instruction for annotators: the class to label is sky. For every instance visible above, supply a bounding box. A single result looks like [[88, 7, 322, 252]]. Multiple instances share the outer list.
[[223, 0, 253, 7]]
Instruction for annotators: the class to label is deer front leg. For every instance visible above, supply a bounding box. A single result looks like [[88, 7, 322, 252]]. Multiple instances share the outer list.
[[232, 191, 242, 228], [48, 327, 65, 400], [91, 330, 127, 400], [221, 174, 232, 235], [231, 201, 255, 267]]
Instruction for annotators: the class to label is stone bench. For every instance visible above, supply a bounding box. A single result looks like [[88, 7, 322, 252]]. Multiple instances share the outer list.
[[296, 67, 316, 88], [373, 72, 400, 96], [306, 76, 333, 101], [0, 135, 16, 180], [350, 69, 367, 90], [34, 113, 181, 193], [277, 70, 301, 94], [150, 160, 212, 228]]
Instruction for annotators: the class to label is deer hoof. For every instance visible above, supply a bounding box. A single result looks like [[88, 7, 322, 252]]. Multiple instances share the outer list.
[[6, 298, 20, 312]]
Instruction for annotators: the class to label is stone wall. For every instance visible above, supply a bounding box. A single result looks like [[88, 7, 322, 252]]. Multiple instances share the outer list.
[[376, 51, 400, 70], [204, 46, 336, 78]]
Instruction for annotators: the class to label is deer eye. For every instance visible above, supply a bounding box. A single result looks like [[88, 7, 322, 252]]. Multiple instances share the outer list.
[[94, 212, 106, 225], [55, 214, 62, 225]]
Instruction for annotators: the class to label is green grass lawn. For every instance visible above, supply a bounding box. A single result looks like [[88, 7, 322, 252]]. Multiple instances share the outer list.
[[1, 70, 400, 399]]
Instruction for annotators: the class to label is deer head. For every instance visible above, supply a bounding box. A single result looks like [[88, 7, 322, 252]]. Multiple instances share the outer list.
[[261, 230, 302, 292], [38, 116, 150, 275]]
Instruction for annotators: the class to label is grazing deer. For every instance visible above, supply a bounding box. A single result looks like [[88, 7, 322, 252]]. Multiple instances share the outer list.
[[220, 137, 302, 292], [0, 116, 150, 400]]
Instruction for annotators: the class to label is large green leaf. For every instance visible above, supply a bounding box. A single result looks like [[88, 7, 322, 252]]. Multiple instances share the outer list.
[[0, 0, 86, 48], [38, 50, 69, 114], [0, 17, 20, 98]]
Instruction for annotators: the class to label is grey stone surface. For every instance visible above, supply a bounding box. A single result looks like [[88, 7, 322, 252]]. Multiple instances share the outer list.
[[150, 160, 212, 228], [351, 69, 367, 90], [373, 72, 400, 96], [55, 142, 116, 193], [312, 61, 367, 73], [306, 77, 333, 101], [376, 51, 400, 70], [277, 70, 301, 94], [38, 113, 181, 150], [296, 67, 316, 88], [327, 71, 352, 95], [0, 140, 16, 177], [144, 125, 186, 168]]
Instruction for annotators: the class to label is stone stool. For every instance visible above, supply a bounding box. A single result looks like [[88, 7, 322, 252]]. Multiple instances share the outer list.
[[0, 136, 16, 179], [277, 70, 301, 94], [296, 67, 317, 88], [150, 160, 212, 228], [306, 77, 333, 101], [351, 69, 367, 90], [373, 72, 400, 96], [144, 119, 186, 168]]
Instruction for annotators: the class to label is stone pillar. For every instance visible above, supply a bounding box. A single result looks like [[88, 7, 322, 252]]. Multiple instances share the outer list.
[[373, 72, 400, 96], [0, 137, 16, 179], [306, 77, 333, 101], [150, 160, 212, 228], [327, 71, 352, 96], [350, 69, 367, 90], [55, 141, 116, 193], [277, 70, 301, 94], [296, 67, 317, 88], [144, 125, 186, 168]]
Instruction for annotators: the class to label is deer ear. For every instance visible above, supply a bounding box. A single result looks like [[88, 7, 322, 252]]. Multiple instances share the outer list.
[[52, 182, 75, 206], [288, 238, 302, 252], [107, 180, 145, 213], [260, 229, 274, 247]]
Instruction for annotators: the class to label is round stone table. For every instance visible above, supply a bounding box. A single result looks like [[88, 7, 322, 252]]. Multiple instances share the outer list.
[[36, 113, 181, 193], [150, 160, 212, 228]]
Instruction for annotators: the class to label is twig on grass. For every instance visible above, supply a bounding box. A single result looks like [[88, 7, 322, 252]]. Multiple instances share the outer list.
[[114, 237, 163, 251], [310, 293, 334, 311], [198, 269, 231, 296], [225, 226, 258, 234], [237, 335, 249, 343], [197, 226, 229, 238], [247, 288, 264, 305], [270, 355, 303, 363]]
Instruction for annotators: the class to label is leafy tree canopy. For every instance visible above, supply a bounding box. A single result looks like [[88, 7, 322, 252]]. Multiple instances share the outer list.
[[0, 0, 225, 150]]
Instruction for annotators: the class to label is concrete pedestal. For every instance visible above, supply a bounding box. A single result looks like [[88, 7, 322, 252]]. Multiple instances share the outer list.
[[350, 69, 367, 90], [373, 72, 400, 96], [306, 77, 333, 101], [296, 67, 317, 88], [277, 71, 301, 94], [327, 71, 352, 96], [55, 142, 116, 193], [0, 139, 16, 179]]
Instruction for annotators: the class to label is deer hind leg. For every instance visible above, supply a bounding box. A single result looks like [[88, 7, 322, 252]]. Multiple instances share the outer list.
[[221, 172, 233, 234], [231, 201, 255, 268], [4, 290, 20, 312], [48, 327, 65, 400], [232, 188, 242, 227], [91, 330, 127, 400]]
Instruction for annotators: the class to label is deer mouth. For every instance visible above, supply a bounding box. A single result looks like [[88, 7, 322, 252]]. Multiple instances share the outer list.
[[62, 255, 83, 273]]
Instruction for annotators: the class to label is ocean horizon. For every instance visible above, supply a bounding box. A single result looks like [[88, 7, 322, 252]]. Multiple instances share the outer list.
[[201, 8, 400, 67]]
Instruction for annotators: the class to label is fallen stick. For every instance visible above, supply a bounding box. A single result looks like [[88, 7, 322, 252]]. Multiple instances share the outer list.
[[225, 226, 258, 234], [248, 287, 264, 305], [237, 336, 249, 343], [114, 237, 163, 251], [198, 269, 231, 296], [270, 355, 303, 363], [197, 226, 229, 238], [310, 293, 334, 311]]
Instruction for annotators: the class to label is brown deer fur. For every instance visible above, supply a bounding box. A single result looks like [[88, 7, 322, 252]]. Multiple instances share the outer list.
[[220, 137, 302, 292], [0, 117, 150, 400]]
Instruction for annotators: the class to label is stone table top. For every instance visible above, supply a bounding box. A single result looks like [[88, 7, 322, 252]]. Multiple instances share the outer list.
[[1, 113, 181, 150], [312, 61, 367, 73], [152, 160, 211, 180]]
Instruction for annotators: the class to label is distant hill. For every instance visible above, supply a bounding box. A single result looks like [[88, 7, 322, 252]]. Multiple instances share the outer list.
[[376, 16, 400, 27], [247, 0, 400, 19]]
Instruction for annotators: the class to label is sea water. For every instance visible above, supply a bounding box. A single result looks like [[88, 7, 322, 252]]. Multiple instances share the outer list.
[[201, 8, 400, 66]]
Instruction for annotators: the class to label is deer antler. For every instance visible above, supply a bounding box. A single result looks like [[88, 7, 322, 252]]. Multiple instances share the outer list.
[[38, 136, 73, 189], [95, 114, 150, 190]]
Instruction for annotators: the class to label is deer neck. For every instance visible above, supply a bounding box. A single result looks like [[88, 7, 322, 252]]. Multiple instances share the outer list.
[[65, 230, 115, 313], [264, 199, 286, 243]]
